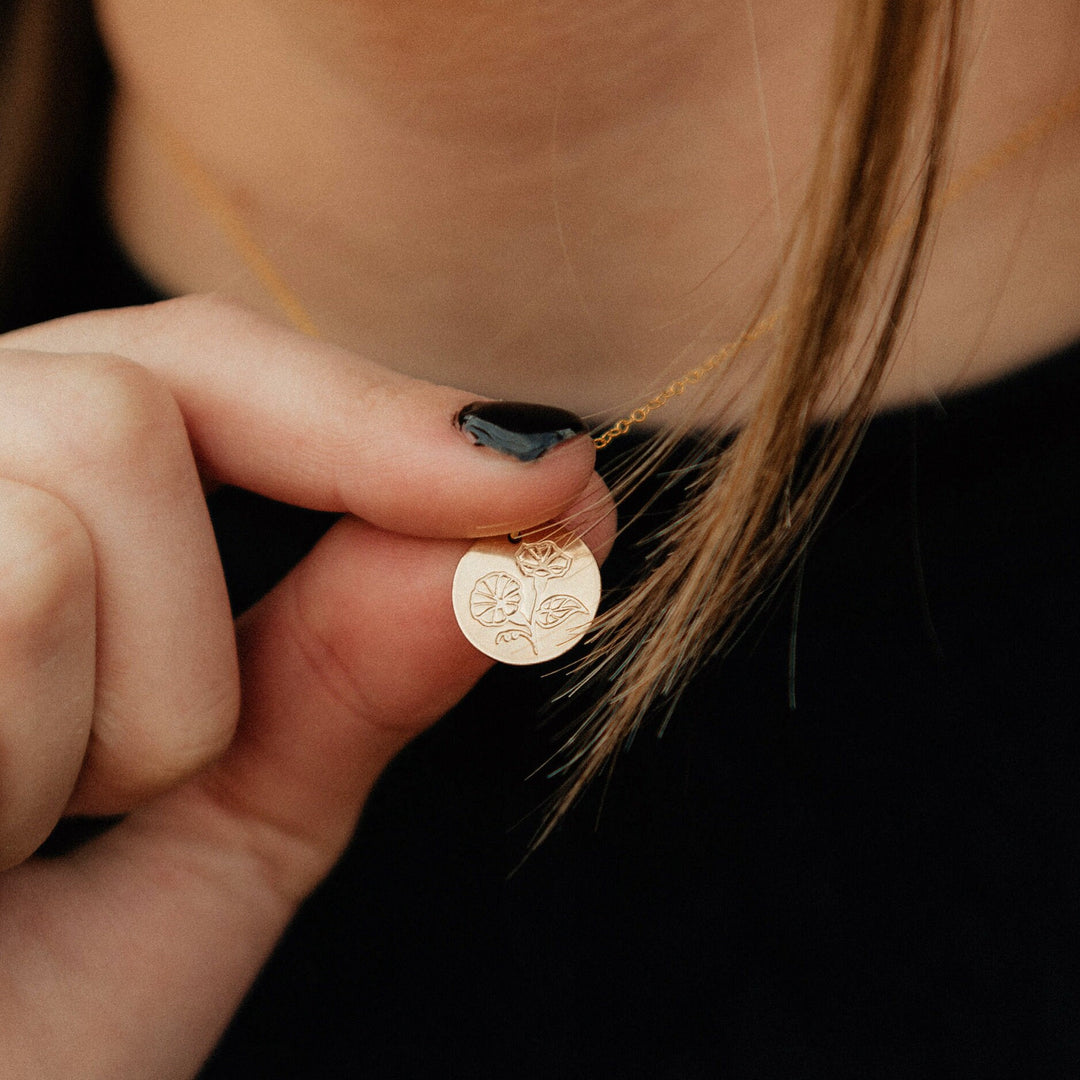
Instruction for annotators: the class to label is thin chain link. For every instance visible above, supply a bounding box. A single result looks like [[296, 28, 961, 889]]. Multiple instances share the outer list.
[[147, 82, 1080, 450], [591, 311, 781, 448]]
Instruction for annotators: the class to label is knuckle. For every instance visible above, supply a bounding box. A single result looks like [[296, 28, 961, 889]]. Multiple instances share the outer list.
[[0, 825, 49, 873], [55, 353, 184, 466], [0, 485, 94, 642], [174, 674, 244, 768], [0, 789, 71, 871], [156, 292, 263, 336], [94, 673, 242, 806]]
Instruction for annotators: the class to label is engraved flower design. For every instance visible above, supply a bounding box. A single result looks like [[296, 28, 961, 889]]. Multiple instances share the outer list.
[[515, 539, 572, 581], [469, 572, 522, 626]]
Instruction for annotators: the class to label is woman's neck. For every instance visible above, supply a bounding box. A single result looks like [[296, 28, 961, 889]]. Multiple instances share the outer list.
[[100, 0, 1080, 425]]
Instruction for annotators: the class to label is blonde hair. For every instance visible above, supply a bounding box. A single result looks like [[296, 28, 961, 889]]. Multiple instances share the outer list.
[[0, 0, 968, 835], [546, 0, 968, 838]]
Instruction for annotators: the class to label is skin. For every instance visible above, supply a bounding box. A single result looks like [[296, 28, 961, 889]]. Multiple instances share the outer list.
[[0, 297, 613, 1077], [0, 0, 1076, 1074], [100, 0, 1080, 419]]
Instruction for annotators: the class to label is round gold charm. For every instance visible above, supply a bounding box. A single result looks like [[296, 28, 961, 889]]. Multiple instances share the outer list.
[[452, 529, 601, 665]]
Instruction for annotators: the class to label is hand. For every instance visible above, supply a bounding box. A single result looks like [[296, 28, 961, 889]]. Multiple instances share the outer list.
[[0, 296, 613, 1078]]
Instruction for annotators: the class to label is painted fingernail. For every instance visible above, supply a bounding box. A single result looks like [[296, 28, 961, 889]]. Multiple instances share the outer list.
[[455, 401, 589, 462]]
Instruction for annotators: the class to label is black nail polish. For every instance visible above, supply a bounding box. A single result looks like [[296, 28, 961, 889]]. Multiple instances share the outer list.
[[455, 401, 589, 462]]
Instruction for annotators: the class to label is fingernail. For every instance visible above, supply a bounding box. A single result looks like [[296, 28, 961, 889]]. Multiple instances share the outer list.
[[455, 401, 589, 462]]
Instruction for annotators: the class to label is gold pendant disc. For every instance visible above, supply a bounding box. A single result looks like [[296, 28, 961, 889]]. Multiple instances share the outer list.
[[452, 530, 601, 665]]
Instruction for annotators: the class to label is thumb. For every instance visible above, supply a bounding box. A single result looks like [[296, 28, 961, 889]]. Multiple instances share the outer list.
[[202, 516, 496, 890], [198, 465, 613, 897], [0, 478, 613, 1079]]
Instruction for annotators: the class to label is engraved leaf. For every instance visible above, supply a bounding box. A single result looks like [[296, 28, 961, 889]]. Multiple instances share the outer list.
[[469, 573, 521, 626], [515, 539, 572, 580], [535, 593, 590, 629]]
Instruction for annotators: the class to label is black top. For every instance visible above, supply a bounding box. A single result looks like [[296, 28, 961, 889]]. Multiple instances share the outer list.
[[6, 76, 1079, 1080]]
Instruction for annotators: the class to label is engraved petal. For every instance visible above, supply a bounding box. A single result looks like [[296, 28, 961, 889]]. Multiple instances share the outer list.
[[515, 539, 572, 580], [469, 572, 521, 625]]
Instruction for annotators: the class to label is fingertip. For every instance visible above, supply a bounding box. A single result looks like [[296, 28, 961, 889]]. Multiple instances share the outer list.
[[339, 385, 597, 539]]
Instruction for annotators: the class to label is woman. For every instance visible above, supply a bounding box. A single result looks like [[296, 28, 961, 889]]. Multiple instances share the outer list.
[[0, 0, 1077, 1075]]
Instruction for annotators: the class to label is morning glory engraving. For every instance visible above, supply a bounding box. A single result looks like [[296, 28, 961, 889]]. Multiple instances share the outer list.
[[466, 538, 591, 658]]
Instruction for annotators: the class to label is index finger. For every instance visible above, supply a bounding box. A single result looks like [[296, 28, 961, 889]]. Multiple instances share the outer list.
[[0, 296, 596, 537]]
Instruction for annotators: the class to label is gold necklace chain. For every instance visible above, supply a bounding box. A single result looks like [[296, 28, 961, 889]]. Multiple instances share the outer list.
[[147, 81, 1080, 450], [591, 311, 782, 448]]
